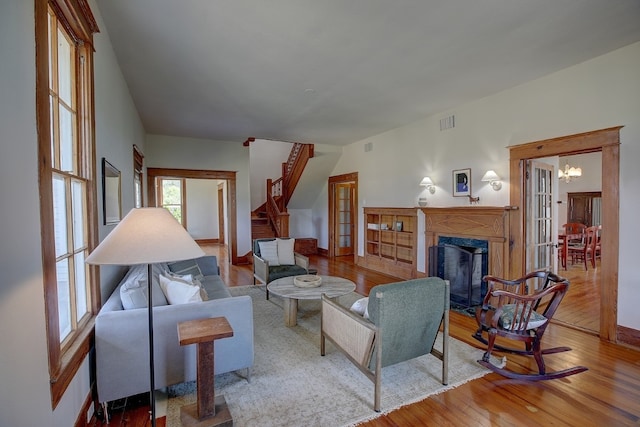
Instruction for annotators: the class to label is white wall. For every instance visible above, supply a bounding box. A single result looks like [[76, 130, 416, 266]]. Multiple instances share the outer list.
[[0, 0, 145, 425], [144, 135, 253, 255], [288, 209, 314, 237], [93, 1, 148, 302], [249, 139, 292, 210], [186, 179, 220, 239], [0, 2, 52, 426], [325, 41, 640, 330]]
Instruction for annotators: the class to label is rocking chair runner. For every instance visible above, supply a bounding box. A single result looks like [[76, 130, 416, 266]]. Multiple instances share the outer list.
[[473, 271, 588, 380]]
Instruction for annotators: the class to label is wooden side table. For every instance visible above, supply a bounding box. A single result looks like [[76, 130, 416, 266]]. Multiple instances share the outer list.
[[178, 317, 234, 427]]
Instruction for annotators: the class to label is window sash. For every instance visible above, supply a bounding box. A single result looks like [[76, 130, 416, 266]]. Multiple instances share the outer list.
[[37, 0, 99, 408], [160, 178, 186, 225]]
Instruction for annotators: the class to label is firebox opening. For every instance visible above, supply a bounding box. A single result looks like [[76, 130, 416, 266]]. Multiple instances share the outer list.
[[429, 237, 489, 310]]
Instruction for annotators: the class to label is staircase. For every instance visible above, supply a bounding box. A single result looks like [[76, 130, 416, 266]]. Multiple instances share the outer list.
[[251, 211, 275, 239], [251, 142, 314, 240]]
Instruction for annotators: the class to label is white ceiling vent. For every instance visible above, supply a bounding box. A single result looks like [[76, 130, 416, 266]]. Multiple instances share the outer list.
[[364, 142, 373, 152], [439, 115, 455, 131]]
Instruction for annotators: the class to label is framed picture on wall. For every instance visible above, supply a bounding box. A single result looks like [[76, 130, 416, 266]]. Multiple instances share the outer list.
[[453, 168, 471, 197]]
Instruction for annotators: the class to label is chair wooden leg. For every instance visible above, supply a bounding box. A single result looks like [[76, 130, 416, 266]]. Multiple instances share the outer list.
[[532, 340, 546, 375]]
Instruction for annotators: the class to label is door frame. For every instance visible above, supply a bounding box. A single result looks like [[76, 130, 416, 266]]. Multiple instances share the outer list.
[[328, 172, 358, 260], [218, 183, 226, 245], [147, 168, 239, 265], [508, 126, 621, 342]]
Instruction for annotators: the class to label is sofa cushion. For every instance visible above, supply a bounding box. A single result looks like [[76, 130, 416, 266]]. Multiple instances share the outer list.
[[268, 265, 308, 282], [119, 264, 169, 309], [120, 278, 168, 310], [258, 240, 280, 266], [277, 238, 296, 265], [499, 304, 548, 330], [167, 259, 204, 280], [165, 272, 210, 301], [201, 275, 232, 299], [159, 273, 203, 305], [350, 297, 370, 319]]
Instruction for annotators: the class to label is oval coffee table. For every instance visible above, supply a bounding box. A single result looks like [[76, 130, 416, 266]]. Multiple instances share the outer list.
[[267, 275, 356, 326]]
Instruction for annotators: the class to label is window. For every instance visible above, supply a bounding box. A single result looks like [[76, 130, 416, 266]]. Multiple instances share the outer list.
[[36, 0, 99, 407], [159, 178, 186, 225], [133, 145, 144, 208]]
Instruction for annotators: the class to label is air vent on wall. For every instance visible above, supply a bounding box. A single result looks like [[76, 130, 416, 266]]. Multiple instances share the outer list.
[[439, 115, 455, 131], [364, 142, 373, 152]]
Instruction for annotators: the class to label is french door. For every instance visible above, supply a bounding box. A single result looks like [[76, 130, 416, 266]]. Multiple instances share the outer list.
[[334, 182, 355, 256], [526, 160, 555, 286]]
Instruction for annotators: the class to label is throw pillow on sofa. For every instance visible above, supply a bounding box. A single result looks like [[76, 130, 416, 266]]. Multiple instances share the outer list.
[[350, 297, 370, 319], [165, 271, 209, 301], [167, 259, 204, 280], [120, 278, 168, 310], [159, 273, 203, 305]]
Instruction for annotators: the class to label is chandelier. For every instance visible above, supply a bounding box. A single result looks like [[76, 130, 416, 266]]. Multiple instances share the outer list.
[[558, 162, 582, 183]]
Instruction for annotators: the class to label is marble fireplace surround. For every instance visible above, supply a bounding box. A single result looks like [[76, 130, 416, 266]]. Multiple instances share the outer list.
[[421, 206, 517, 280]]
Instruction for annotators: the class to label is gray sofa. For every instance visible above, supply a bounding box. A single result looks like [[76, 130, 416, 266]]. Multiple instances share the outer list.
[[95, 256, 254, 405]]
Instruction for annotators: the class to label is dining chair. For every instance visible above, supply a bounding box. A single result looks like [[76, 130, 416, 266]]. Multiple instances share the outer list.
[[568, 225, 598, 270], [558, 223, 586, 269]]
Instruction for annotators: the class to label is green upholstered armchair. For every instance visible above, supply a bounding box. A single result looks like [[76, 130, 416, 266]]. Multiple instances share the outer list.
[[321, 277, 449, 412], [253, 238, 310, 299]]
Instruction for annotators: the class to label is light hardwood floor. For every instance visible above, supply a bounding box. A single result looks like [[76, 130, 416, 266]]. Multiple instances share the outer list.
[[94, 245, 639, 427]]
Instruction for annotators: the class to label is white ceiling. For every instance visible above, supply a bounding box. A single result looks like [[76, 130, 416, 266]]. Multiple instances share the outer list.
[[96, 0, 640, 146]]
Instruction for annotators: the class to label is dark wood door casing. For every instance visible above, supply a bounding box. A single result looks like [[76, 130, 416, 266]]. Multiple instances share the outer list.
[[328, 172, 358, 260], [508, 126, 621, 343]]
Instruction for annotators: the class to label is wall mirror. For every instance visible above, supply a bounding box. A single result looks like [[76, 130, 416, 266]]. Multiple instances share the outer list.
[[102, 158, 122, 225]]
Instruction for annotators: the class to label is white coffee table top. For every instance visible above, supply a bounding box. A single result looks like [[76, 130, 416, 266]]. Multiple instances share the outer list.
[[267, 275, 356, 300]]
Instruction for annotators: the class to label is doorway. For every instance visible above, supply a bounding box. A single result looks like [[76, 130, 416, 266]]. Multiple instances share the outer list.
[[147, 168, 240, 265], [509, 127, 620, 342], [328, 172, 358, 260]]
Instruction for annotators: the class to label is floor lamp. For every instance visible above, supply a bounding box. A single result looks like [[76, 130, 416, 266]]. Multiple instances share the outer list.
[[86, 208, 205, 426]]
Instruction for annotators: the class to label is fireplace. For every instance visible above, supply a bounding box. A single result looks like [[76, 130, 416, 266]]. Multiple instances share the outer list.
[[421, 206, 515, 305], [428, 237, 488, 308]]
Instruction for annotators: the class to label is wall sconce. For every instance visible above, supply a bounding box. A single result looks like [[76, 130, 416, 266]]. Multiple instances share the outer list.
[[481, 170, 502, 191], [420, 176, 436, 194]]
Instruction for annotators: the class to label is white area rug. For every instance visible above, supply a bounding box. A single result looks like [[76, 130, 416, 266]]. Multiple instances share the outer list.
[[165, 286, 492, 427]]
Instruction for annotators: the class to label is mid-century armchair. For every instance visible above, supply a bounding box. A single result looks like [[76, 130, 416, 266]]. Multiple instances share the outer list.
[[321, 277, 449, 412], [253, 238, 309, 299], [473, 271, 588, 380]]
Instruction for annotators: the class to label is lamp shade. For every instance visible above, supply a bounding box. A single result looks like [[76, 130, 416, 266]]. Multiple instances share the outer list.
[[420, 176, 434, 186], [481, 170, 500, 182], [86, 207, 205, 265]]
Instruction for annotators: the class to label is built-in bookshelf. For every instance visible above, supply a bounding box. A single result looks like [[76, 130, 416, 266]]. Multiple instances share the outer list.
[[363, 207, 417, 279]]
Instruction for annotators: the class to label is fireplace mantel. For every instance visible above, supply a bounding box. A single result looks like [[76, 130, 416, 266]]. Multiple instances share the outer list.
[[421, 206, 517, 278]]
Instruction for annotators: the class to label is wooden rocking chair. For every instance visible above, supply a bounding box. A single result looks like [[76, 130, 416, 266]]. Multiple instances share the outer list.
[[472, 271, 588, 380]]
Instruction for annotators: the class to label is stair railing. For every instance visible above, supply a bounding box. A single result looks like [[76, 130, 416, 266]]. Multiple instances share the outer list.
[[261, 142, 314, 237], [266, 178, 289, 237]]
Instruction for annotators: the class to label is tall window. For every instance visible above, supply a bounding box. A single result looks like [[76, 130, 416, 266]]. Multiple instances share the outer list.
[[36, 0, 98, 407], [159, 178, 186, 225], [133, 145, 144, 208]]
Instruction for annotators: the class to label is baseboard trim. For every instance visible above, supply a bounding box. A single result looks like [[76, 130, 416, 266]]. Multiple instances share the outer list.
[[617, 325, 640, 349], [74, 390, 93, 427], [317, 247, 328, 257], [237, 252, 251, 265], [195, 238, 219, 244]]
